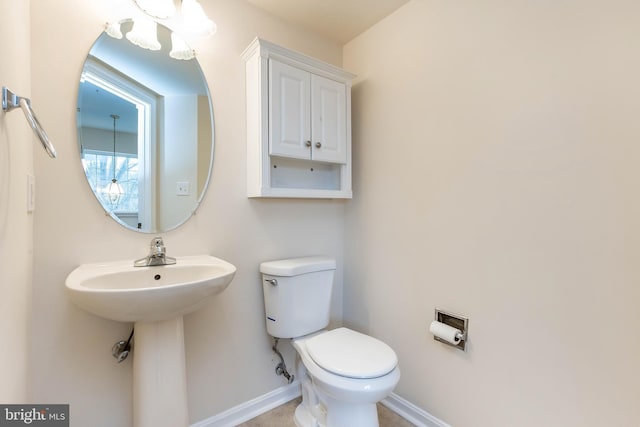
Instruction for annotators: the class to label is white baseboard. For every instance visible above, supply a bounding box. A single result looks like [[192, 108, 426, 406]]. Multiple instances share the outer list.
[[381, 392, 451, 427], [191, 382, 449, 427], [191, 381, 302, 427]]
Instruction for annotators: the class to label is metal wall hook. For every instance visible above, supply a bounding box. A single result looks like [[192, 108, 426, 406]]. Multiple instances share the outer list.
[[2, 86, 57, 158]]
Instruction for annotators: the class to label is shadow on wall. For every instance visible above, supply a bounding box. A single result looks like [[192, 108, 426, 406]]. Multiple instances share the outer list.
[[341, 79, 374, 336], [0, 120, 10, 235]]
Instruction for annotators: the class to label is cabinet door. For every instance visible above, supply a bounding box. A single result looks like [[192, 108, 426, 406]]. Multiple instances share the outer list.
[[311, 74, 347, 164], [269, 60, 311, 160]]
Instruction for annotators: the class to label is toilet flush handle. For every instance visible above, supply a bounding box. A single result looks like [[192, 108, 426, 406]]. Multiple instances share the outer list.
[[265, 278, 278, 286]]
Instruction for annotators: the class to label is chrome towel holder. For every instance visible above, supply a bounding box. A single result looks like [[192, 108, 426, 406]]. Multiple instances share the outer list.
[[2, 86, 57, 158]]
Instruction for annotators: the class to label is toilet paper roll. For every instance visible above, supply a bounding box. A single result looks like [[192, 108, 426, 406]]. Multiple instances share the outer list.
[[429, 321, 462, 345]]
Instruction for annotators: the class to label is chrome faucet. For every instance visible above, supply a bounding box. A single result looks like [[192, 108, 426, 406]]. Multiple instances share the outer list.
[[134, 237, 176, 267]]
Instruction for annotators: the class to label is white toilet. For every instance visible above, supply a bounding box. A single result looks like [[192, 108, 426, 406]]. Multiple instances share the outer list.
[[260, 256, 400, 427]]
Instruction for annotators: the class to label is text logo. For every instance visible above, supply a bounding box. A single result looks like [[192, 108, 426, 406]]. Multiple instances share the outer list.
[[0, 405, 68, 426]]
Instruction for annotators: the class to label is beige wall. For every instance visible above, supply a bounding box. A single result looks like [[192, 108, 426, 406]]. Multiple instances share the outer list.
[[0, 0, 33, 403], [30, 0, 344, 425], [343, 1, 640, 426]]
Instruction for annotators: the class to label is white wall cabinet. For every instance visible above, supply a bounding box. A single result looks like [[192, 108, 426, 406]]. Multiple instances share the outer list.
[[243, 38, 355, 198], [270, 59, 347, 164]]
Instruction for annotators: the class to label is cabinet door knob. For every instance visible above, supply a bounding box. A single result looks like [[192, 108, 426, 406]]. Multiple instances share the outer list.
[[315, 142, 322, 148], [305, 140, 312, 147]]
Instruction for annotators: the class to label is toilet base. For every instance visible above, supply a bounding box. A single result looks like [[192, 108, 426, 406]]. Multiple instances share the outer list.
[[295, 375, 380, 427], [294, 403, 318, 427], [294, 400, 379, 427]]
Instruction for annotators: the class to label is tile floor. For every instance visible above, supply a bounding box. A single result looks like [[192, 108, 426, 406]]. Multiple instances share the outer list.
[[237, 397, 416, 427]]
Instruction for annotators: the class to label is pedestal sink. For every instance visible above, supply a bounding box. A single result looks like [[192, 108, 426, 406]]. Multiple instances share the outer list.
[[65, 255, 236, 427]]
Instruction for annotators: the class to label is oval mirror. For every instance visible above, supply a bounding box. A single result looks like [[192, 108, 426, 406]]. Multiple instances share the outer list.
[[77, 20, 214, 233]]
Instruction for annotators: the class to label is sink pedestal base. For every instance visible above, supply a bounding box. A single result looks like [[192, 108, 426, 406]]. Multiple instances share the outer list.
[[133, 317, 189, 427]]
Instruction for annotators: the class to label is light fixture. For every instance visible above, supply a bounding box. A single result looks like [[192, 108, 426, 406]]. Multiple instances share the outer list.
[[133, 0, 176, 19], [105, 21, 123, 39], [181, 0, 217, 37], [105, 0, 216, 60], [105, 114, 124, 206], [170, 32, 195, 60], [126, 15, 161, 51]]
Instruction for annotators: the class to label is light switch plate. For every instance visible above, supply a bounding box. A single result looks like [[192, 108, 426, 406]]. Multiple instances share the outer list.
[[176, 181, 190, 196]]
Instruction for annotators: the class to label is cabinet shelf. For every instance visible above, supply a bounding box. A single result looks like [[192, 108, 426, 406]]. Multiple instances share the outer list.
[[242, 38, 355, 199]]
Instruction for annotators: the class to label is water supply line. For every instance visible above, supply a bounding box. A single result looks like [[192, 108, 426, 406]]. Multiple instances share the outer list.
[[272, 338, 294, 384], [112, 329, 134, 363]]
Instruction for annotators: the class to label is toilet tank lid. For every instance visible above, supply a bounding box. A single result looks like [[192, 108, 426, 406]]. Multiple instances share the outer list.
[[260, 256, 336, 276]]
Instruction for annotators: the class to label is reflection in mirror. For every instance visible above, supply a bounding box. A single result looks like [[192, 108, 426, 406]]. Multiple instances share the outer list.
[[77, 20, 214, 233]]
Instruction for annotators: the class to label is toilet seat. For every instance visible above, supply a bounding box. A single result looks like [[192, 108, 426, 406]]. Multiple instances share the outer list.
[[305, 328, 397, 379]]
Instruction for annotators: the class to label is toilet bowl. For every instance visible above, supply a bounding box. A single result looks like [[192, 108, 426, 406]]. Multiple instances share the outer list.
[[293, 328, 400, 427], [260, 257, 401, 427]]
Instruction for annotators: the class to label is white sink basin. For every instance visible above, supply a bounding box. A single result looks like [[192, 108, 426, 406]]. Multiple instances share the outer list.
[[65, 255, 236, 322], [65, 254, 236, 427]]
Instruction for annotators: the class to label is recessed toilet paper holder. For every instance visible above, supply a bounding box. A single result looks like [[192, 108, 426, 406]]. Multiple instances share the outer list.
[[433, 309, 468, 351]]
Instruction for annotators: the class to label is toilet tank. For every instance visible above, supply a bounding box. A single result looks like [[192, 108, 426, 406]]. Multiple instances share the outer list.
[[260, 256, 336, 339]]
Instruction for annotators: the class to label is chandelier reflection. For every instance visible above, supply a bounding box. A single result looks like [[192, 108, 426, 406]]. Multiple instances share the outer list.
[[104, 114, 124, 206]]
